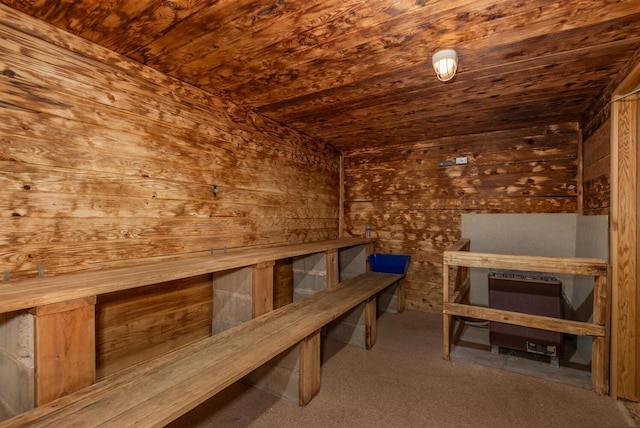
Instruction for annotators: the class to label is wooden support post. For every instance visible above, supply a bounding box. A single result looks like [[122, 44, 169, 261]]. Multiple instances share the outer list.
[[339, 155, 345, 238], [611, 84, 640, 400], [592, 272, 610, 395], [443, 262, 451, 360], [325, 249, 339, 289], [366, 242, 374, 272], [31, 297, 96, 406], [396, 280, 406, 313], [252, 261, 275, 318], [298, 329, 321, 406], [365, 298, 377, 350]]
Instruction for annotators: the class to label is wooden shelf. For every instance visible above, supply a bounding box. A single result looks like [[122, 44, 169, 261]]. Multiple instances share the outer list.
[[0, 238, 372, 314]]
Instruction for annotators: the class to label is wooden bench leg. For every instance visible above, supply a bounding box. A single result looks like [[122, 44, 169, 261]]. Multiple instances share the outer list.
[[299, 329, 321, 406], [326, 296, 381, 350], [397, 280, 406, 313], [31, 297, 96, 406], [365, 297, 377, 350]]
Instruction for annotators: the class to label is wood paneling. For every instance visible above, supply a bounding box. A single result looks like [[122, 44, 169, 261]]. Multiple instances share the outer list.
[[0, 10, 339, 280], [274, 258, 294, 310], [344, 124, 578, 313], [2, 2, 638, 152], [96, 275, 212, 378], [583, 119, 611, 216], [0, 10, 339, 384]]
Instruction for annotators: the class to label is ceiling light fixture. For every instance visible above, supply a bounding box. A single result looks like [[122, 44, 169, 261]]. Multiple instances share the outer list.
[[432, 49, 458, 82]]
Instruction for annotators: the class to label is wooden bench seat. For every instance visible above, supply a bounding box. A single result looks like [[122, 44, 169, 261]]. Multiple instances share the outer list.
[[0, 238, 371, 314], [0, 271, 403, 428]]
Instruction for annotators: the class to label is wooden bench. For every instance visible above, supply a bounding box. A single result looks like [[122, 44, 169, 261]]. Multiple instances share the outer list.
[[0, 272, 403, 428], [0, 238, 374, 408]]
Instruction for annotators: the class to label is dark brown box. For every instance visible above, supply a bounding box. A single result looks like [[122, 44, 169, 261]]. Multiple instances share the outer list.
[[488, 271, 563, 357]]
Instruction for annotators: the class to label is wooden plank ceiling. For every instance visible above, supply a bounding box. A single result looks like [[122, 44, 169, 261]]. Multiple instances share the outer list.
[[3, 0, 640, 153]]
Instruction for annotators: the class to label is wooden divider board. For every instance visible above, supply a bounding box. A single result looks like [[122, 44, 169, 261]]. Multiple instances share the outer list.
[[31, 298, 96, 405]]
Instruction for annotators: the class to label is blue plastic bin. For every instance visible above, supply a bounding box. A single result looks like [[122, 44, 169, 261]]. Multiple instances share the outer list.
[[368, 254, 411, 275]]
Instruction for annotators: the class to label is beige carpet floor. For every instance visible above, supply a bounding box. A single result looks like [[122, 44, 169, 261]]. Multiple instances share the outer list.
[[168, 310, 635, 428]]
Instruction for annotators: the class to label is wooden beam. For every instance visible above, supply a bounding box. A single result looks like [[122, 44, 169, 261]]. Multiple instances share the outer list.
[[339, 155, 345, 238], [592, 272, 611, 395], [446, 239, 471, 253], [443, 303, 605, 337], [452, 278, 471, 304], [443, 259, 451, 361], [611, 75, 640, 400], [443, 250, 607, 276], [577, 128, 584, 215]]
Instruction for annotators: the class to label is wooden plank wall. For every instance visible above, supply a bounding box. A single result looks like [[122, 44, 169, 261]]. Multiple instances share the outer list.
[[96, 275, 213, 378], [343, 123, 578, 313], [0, 13, 340, 280], [274, 259, 294, 309], [582, 120, 611, 216], [0, 13, 339, 277], [0, 11, 338, 378]]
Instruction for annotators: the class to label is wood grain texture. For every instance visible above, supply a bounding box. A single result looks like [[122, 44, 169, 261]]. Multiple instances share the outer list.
[[0, 10, 339, 284], [0, 238, 371, 314], [583, 119, 611, 216], [34, 299, 96, 405], [298, 330, 321, 406], [0, 272, 402, 428], [364, 298, 377, 350], [273, 258, 294, 309], [443, 303, 604, 337], [442, 243, 610, 393], [0, 2, 638, 153], [443, 251, 608, 276], [252, 261, 275, 317], [592, 272, 611, 395], [344, 124, 578, 313], [611, 88, 640, 400], [0, 14, 347, 377], [96, 275, 212, 379]]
